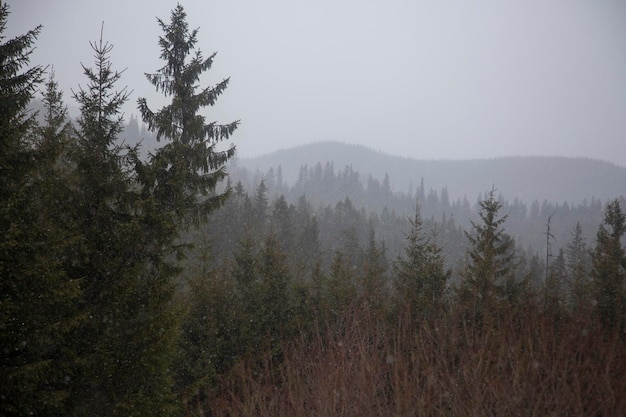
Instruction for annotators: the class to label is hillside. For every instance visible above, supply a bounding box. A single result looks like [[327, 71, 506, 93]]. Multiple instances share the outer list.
[[236, 141, 626, 204]]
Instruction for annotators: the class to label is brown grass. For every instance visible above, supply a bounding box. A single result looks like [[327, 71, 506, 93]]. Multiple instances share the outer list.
[[205, 306, 626, 417]]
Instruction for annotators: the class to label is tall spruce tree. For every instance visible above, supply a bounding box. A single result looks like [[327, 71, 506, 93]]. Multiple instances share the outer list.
[[68, 29, 180, 416], [393, 202, 450, 321], [591, 199, 626, 331], [134, 6, 240, 410], [0, 3, 43, 199], [457, 189, 517, 319], [0, 5, 81, 416], [137, 3, 238, 226]]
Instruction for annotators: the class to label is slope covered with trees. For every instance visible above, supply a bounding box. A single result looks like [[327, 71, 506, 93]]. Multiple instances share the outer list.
[[2, 3, 626, 416], [236, 141, 626, 203], [1, 4, 236, 416]]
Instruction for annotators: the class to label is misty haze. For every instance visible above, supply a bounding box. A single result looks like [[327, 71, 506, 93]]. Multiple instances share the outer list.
[[3, 1, 626, 416]]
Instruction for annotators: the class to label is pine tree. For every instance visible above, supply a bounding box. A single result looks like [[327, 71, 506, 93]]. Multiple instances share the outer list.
[[393, 202, 450, 321], [137, 3, 238, 226], [591, 199, 626, 331]]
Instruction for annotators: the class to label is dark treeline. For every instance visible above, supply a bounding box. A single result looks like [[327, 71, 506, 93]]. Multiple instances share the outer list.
[[227, 161, 617, 263], [2, 3, 626, 417]]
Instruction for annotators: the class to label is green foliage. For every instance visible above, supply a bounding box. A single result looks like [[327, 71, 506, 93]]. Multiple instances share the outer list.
[[0, 2, 43, 198], [457, 189, 518, 320], [566, 222, 592, 312], [591, 199, 626, 331], [3, 4, 626, 416], [325, 251, 359, 319], [257, 234, 294, 350], [176, 262, 239, 415], [393, 202, 450, 321], [137, 3, 238, 226], [0, 5, 83, 416], [66, 30, 180, 417], [359, 227, 389, 313], [545, 248, 567, 320]]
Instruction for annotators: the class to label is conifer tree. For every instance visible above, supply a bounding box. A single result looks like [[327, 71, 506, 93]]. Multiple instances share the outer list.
[[393, 202, 450, 321], [38, 69, 74, 160], [325, 251, 358, 320], [271, 195, 294, 251], [133, 6, 240, 410], [360, 227, 389, 313], [458, 189, 517, 319], [591, 199, 626, 331], [231, 234, 263, 354], [0, 3, 43, 198], [545, 248, 567, 319], [297, 215, 322, 272], [258, 234, 293, 352], [176, 255, 239, 415], [565, 221, 592, 313], [68, 29, 180, 417], [0, 6, 81, 415], [137, 3, 238, 225]]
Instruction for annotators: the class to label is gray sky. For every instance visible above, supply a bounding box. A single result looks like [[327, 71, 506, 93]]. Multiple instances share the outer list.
[[7, 0, 626, 166]]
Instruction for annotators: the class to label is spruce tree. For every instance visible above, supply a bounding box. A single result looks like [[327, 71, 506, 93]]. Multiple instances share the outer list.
[[38, 69, 74, 161], [0, 3, 43, 199], [232, 234, 262, 354], [137, 3, 238, 225], [545, 248, 567, 320], [0, 5, 80, 416], [360, 227, 389, 313], [68, 29, 180, 416], [133, 6, 240, 410], [565, 221, 591, 313], [257, 234, 293, 353], [325, 250, 358, 320], [591, 199, 626, 331], [457, 189, 517, 320], [176, 256, 239, 416], [393, 202, 450, 321]]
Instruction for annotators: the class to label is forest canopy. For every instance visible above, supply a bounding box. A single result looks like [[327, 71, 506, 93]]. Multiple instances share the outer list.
[[1, 3, 625, 416]]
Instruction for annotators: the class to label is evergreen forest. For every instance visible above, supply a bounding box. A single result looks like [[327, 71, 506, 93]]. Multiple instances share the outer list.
[[2, 3, 626, 416]]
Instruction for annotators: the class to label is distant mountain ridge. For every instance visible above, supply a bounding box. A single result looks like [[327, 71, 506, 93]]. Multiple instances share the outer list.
[[236, 141, 626, 204]]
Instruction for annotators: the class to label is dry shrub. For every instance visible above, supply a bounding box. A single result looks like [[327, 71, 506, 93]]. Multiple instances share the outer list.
[[207, 305, 626, 417]]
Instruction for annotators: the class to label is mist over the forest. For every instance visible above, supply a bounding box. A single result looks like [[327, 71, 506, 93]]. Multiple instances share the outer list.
[[6, 2, 626, 415], [235, 141, 626, 204]]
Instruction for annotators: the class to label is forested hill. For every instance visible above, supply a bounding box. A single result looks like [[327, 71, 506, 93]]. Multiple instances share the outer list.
[[236, 141, 626, 204]]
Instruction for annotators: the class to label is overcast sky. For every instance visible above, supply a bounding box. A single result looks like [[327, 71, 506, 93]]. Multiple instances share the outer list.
[[7, 0, 626, 166]]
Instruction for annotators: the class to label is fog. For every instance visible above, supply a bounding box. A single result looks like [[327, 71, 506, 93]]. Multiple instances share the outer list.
[[8, 0, 626, 166]]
